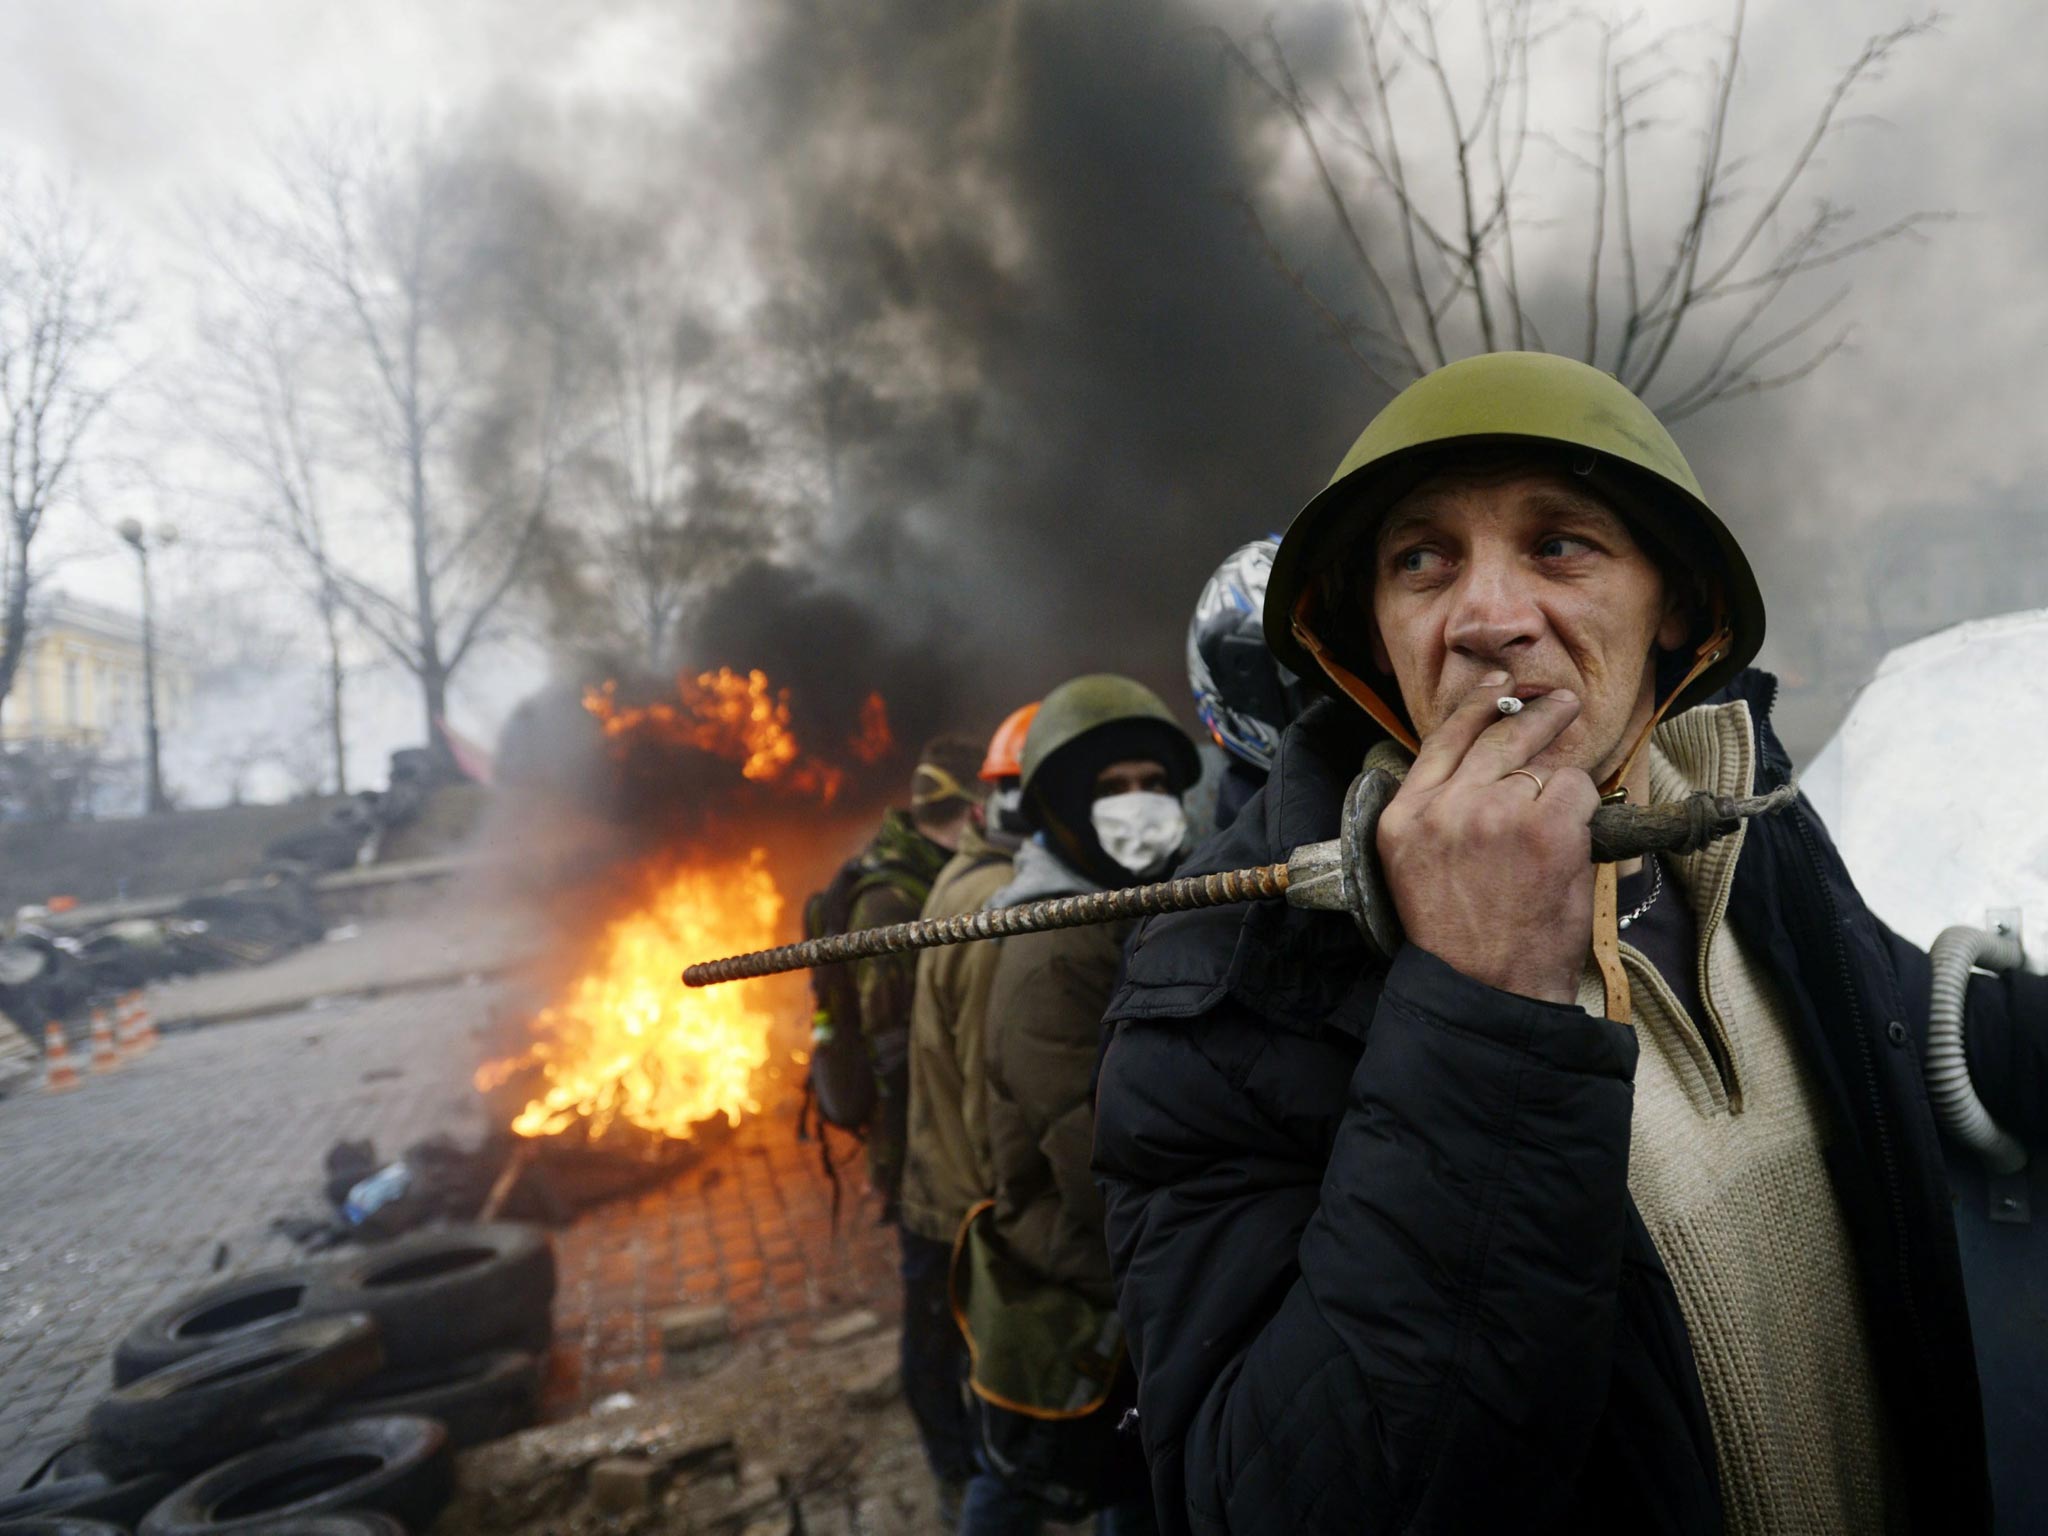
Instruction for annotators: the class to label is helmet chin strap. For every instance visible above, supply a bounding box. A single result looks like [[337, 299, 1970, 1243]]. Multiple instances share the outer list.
[[1290, 593, 1421, 754], [1295, 587, 1734, 1024], [1597, 621, 1733, 799]]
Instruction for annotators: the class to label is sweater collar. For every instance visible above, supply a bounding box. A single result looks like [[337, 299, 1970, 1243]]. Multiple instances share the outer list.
[[1647, 698, 1757, 950]]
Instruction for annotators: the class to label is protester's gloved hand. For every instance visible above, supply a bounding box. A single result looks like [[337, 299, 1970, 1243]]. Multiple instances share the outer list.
[[1376, 672, 1601, 1005]]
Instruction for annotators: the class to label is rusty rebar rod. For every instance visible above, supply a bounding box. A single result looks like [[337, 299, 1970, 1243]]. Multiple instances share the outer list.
[[682, 781, 1797, 987], [684, 862, 1290, 987]]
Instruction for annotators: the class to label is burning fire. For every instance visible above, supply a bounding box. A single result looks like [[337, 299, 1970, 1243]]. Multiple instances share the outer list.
[[477, 851, 786, 1140], [481, 666, 883, 1142], [584, 668, 892, 805]]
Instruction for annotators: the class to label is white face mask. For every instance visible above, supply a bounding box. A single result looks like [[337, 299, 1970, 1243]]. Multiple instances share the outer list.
[[986, 784, 1027, 840], [1090, 791, 1188, 878]]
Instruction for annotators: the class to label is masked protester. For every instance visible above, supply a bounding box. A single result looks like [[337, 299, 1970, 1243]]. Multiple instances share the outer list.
[[1185, 537, 1309, 831], [952, 676, 1197, 1536], [1093, 352, 2048, 1535], [979, 703, 1039, 852], [846, 735, 987, 1224], [899, 703, 1040, 1529]]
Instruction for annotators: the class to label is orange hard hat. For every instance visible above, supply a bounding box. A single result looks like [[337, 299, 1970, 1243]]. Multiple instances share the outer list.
[[980, 703, 1040, 782]]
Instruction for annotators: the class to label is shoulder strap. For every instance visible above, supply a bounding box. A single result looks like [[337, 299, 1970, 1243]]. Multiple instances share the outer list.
[[850, 861, 931, 908]]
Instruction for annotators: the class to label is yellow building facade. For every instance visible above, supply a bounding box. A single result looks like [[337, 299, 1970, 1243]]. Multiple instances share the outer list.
[[0, 594, 187, 749]]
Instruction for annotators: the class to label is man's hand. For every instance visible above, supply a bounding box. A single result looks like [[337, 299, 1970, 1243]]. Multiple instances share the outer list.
[[1377, 672, 1600, 1005]]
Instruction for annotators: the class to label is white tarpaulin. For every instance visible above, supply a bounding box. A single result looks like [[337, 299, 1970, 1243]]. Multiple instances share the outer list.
[[1805, 608, 2048, 972]]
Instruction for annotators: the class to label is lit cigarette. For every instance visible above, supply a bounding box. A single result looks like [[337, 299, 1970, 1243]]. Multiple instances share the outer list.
[[1496, 697, 1524, 716]]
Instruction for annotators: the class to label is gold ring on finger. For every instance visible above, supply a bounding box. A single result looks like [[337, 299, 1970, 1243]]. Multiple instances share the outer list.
[[1506, 768, 1544, 797]]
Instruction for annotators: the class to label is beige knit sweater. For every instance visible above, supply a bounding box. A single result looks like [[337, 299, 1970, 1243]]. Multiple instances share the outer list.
[[1571, 700, 1905, 1533]]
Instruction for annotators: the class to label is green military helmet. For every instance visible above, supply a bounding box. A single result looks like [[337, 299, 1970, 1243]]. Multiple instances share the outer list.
[[1019, 674, 1201, 802], [1265, 351, 1765, 726]]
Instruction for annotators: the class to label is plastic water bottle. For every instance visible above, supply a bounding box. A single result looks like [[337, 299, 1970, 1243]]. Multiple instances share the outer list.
[[342, 1162, 413, 1227]]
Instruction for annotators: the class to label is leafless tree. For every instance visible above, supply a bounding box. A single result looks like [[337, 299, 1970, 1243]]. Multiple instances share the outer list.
[[755, 278, 917, 533], [212, 128, 576, 760], [159, 594, 313, 808], [0, 738, 119, 823], [1231, 0, 1945, 416], [563, 283, 770, 668], [182, 212, 354, 792], [0, 175, 133, 727]]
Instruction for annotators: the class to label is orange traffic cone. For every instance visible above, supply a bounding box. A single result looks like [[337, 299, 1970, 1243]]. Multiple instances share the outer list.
[[124, 992, 159, 1052], [43, 1023, 80, 1092], [89, 1009, 120, 1072]]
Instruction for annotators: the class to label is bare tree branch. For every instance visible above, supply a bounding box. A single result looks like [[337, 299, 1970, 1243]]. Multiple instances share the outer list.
[[1232, 26, 1424, 379], [0, 173, 135, 724], [1619, 0, 1746, 392], [1237, 0, 1943, 425], [1660, 287, 1853, 419], [1349, 2, 1452, 365], [190, 126, 582, 760], [1234, 194, 1413, 394]]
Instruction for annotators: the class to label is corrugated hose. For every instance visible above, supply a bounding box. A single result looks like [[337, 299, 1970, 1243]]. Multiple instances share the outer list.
[[1926, 923, 2028, 1176]]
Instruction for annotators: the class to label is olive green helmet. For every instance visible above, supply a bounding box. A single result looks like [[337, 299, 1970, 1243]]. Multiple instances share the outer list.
[[1019, 674, 1200, 800], [1265, 352, 1764, 734]]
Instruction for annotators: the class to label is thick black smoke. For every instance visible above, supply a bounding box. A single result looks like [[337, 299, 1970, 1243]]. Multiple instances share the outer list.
[[677, 0, 1378, 741], [487, 0, 1973, 791]]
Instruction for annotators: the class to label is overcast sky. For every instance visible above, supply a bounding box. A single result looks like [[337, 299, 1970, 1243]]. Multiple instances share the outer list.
[[1, 0, 2040, 794]]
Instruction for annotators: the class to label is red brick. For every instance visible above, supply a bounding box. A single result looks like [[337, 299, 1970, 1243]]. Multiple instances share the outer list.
[[535, 1096, 902, 1419]]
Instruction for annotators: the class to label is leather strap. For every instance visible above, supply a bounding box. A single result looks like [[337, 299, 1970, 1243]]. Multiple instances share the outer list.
[[1591, 620, 1727, 1022], [1592, 860, 1631, 1023], [1292, 592, 1421, 753], [1598, 620, 1733, 795]]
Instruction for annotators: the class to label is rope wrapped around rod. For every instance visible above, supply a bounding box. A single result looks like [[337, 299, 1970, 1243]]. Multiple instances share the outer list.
[[682, 779, 1799, 987], [1587, 782, 1799, 862]]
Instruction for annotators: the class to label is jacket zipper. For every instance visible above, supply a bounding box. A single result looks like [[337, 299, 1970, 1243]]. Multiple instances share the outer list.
[[1790, 803, 1926, 1366]]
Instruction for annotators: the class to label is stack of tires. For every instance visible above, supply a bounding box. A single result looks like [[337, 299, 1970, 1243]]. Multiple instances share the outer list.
[[0, 1224, 553, 1535]]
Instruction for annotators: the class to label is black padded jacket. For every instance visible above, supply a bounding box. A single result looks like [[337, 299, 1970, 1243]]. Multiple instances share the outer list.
[[1093, 672, 2048, 1534]]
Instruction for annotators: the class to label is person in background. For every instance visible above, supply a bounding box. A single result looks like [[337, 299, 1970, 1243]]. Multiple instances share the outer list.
[[1185, 537, 1309, 830], [958, 677, 1197, 1536], [978, 703, 1038, 852], [846, 735, 988, 1224], [900, 703, 1040, 1531]]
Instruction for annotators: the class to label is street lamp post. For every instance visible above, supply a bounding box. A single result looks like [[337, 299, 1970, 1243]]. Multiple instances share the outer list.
[[116, 517, 175, 815]]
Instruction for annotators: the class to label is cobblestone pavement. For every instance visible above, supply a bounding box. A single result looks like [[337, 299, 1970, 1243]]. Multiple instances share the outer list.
[[0, 984, 497, 1451], [0, 981, 899, 1455], [545, 1111, 901, 1413]]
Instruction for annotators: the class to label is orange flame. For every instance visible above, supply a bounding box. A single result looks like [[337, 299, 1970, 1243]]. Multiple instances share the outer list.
[[584, 668, 894, 804], [475, 851, 785, 1140], [850, 692, 893, 763]]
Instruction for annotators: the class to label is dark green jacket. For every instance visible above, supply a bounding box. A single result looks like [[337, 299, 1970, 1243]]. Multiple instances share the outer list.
[[847, 807, 952, 1210], [902, 823, 1015, 1244], [983, 840, 1127, 1305]]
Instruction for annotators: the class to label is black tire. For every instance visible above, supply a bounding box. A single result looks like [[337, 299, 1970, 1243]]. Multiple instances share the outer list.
[[113, 1266, 330, 1386], [89, 1314, 384, 1478], [0, 1466, 183, 1527], [0, 1435, 85, 1497], [0, 1519, 128, 1535], [329, 1349, 540, 1449], [136, 1417, 450, 1536], [303, 1224, 553, 1369]]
